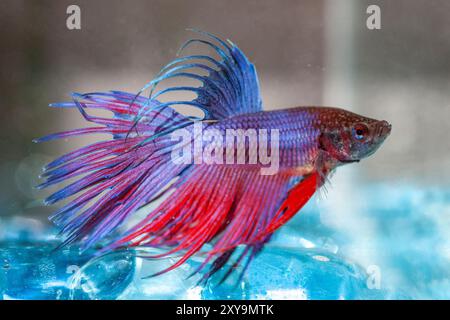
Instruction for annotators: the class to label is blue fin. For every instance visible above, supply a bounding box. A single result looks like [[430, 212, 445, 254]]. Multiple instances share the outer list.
[[137, 29, 263, 121]]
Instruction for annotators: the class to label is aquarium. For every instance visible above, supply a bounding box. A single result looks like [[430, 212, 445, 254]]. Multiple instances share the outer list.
[[1, 0, 450, 302]]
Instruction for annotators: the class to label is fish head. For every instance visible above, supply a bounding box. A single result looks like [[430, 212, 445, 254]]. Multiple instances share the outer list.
[[318, 108, 391, 164]]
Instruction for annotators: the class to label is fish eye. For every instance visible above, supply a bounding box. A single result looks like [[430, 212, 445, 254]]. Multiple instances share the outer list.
[[352, 123, 369, 141]]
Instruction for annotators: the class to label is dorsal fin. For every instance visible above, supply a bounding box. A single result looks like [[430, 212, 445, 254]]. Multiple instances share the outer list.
[[133, 29, 263, 123]]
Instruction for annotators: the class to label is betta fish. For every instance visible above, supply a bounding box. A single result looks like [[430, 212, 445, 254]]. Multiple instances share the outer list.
[[35, 30, 391, 282]]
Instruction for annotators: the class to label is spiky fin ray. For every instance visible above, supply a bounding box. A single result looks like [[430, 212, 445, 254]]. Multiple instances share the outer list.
[[36, 91, 194, 248], [134, 29, 262, 124], [111, 166, 318, 280]]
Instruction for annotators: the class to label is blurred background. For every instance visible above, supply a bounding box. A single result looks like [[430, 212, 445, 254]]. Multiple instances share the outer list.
[[0, 0, 450, 299]]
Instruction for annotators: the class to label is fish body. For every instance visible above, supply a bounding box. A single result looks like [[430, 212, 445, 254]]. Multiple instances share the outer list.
[[209, 108, 319, 170], [191, 106, 390, 173], [36, 31, 391, 282]]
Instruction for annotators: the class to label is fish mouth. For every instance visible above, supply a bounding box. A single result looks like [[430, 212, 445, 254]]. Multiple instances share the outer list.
[[340, 159, 360, 164], [374, 120, 392, 140]]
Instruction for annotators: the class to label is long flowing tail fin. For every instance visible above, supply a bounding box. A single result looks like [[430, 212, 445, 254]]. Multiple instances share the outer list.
[[35, 91, 195, 249]]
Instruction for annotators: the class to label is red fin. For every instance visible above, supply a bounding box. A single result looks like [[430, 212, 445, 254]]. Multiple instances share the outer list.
[[260, 171, 319, 238], [113, 166, 319, 280]]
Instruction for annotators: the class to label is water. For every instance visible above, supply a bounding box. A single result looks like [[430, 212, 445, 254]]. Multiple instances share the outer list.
[[201, 248, 385, 300], [0, 241, 135, 300], [0, 241, 379, 300], [1, 184, 449, 299]]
